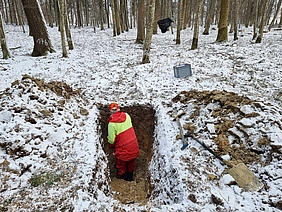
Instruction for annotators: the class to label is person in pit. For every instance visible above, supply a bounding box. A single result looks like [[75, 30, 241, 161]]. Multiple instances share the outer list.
[[107, 102, 140, 181]]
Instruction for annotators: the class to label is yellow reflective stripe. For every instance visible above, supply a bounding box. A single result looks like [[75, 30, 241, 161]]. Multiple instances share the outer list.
[[107, 113, 132, 144]]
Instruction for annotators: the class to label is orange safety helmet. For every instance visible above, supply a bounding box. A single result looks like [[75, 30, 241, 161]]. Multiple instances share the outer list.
[[109, 102, 120, 111]]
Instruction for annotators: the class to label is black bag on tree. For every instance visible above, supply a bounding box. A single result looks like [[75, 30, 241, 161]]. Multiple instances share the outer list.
[[157, 18, 174, 33]]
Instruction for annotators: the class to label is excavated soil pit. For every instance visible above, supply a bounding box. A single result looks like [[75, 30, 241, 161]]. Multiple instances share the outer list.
[[99, 105, 155, 205]]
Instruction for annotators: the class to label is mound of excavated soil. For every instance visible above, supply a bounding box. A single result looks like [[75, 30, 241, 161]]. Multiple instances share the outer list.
[[172, 90, 281, 166]]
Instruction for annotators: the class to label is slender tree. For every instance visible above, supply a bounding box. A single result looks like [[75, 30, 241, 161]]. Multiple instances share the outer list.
[[176, 0, 182, 44], [64, 1, 74, 50], [216, 0, 230, 42], [59, 0, 67, 57], [233, 0, 240, 40], [14, 0, 25, 33], [252, 0, 259, 40], [76, 0, 83, 27], [113, 0, 121, 35], [244, 0, 252, 27], [0, 12, 11, 59], [99, 0, 105, 30], [203, 0, 217, 35], [191, 0, 203, 50], [268, 0, 282, 31], [153, 0, 160, 34], [256, 0, 269, 43], [119, 0, 125, 33], [181, 0, 187, 30], [142, 0, 156, 64], [279, 8, 282, 28], [21, 0, 55, 56], [91, 0, 97, 32], [136, 0, 145, 43]]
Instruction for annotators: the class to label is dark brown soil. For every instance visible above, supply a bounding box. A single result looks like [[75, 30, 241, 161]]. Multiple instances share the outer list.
[[98, 105, 155, 205]]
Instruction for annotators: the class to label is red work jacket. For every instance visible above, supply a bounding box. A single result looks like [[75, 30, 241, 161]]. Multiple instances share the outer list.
[[107, 111, 140, 161]]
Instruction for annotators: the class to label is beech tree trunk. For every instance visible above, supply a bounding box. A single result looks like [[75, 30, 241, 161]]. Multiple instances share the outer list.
[[21, 0, 55, 56], [153, 0, 160, 34], [191, 0, 203, 50], [0, 12, 11, 59], [252, 0, 259, 40], [256, 0, 268, 43], [268, 0, 282, 31], [216, 0, 230, 42], [203, 0, 217, 35], [279, 8, 282, 28], [113, 0, 121, 35], [233, 0, 240, 40], [142, 0, 155, 64], [176, 0, 182, 44], [136, 0, 145, 44], [59, 0, 67, 57], [99, 0, 105, 30]]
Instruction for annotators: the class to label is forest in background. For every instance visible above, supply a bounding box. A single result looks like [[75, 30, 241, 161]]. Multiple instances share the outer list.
[[1, 0, 281, 33], [0, 0, 281, 60]]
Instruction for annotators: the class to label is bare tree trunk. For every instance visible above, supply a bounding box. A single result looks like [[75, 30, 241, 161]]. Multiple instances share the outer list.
[[0, 12, 11, 59], [244, 0, 252, 27], [252, 0, 259, 40], [216, 0, 230, 42], [3, 0, 9, 24], [45, 0, 52, 27], [59, 0, 67, 57], [130, 0, 136, 28], [123, 0, 129, 31], [181, 0, 187, 30], [233, 0, 240, 40], [99, 0, 105, 30], [21, 0, 55, 56], [191, 0, 202, 50], [266, 0, 275, 26], [279, 8, 282, 28], [268, 0, 282, 31], [176, 0, 182, 44], [136, 0, 145, 43], [76, 0, 83, 27], [83, 0, 90, 26], [203, 0, 217, 35], [119, 0, 125, 33], [90, 0, 97, 32], [187, 0, 193, 27], [153, 0, 160, 34], [256, 0, 269, 43], [111, 0, 116, 36], [113, 0, 121, 35], [64, 0, 73, 50], [229, 0, 234, 33], [15, 0, 26, 32], [10, 0, 17, 24], [54, 0, 60, 27], [105, 0, 110, 28], [168, 0, 173, 34], [142, 0, 156, 64]]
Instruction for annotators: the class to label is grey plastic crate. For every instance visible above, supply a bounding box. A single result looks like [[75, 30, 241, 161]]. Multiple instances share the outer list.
[[173, 64, 192, 78]]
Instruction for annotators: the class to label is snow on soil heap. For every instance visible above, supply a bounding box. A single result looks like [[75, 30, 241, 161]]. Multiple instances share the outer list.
[[0, 75, 282, 211]]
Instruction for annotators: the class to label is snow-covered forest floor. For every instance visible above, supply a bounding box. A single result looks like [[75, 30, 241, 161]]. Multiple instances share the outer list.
[[0, 25, 282, 211]]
